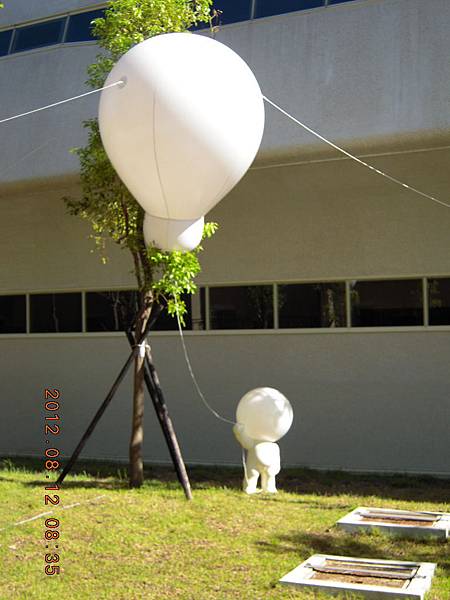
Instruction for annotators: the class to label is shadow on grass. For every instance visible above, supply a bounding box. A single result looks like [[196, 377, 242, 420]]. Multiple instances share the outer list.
[[0, 476, 128, 490], [256, 531, 450, 575], [1, 457, 449, 504], [277, 469, 450, 505]]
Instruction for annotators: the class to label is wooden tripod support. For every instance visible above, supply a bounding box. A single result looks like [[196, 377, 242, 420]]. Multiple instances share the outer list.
[[56, 306, 192, 500]]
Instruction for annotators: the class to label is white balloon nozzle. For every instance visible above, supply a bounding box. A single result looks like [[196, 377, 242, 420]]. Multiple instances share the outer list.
[[143, 213, 204, 253]]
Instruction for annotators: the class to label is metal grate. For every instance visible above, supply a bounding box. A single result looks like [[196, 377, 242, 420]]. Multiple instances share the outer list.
[[307, 558, 418, 581]]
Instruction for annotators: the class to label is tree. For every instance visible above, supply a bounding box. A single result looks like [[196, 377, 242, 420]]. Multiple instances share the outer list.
[[65, 0, 216, 488]]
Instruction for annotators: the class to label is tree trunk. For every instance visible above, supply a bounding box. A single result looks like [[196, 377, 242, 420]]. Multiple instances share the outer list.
[[129, 293, 152, 488]]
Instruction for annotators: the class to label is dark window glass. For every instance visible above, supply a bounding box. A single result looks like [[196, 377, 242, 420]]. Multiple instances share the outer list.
[[0, 295, 26, 333], [86, 290, 199, 332], [328, 0, 356, 4], [210, 285, 273, 329], [213, 0, 252, 25], [255, 0, 324, 19], [189, 20, 209, 31], [30, 293, 82, 333], [428, 278, 450, 325], [86, 290, 139, 332], [192, 288, 206, 331], [351, 280, 423, 327], [0, 29, 13, 56], [13, 19, 65, 53], [278, 283, 346, 328], [191, 1, 251, 30], [152, 294, 193, 331], [65, 9, 105, 43]]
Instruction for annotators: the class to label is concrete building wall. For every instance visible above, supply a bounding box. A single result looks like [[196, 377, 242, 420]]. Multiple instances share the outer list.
[[2, 151, 450, 292], [2, 0, 450, 185], [1, 331, 448, 475], [0, 165, 449, 475], [1, 0, 449, 475]]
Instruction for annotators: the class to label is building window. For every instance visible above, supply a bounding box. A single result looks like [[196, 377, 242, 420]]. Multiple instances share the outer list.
[[0, 29, 13, 57], [350, 280, 423, 327], [65, 9, 105, 43], [192, 288, 206, 331], [328, 0, 356, 4], [213, 1, 252, 25], [30, 293, 82, 333], [428, 278, 450, 326], [278, 282, 346, 328], [0, 295, 26, 333], [86, 290, 200, 332], [152, 294, 194, 331], [255, 0, 324, 19], [12, 19, 66, 53], [209, 285, 273, 329], [86, 290, 139, 332]]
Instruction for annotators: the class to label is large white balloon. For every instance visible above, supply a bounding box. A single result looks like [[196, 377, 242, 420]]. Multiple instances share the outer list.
[[143, 213, 204, 252], [236, 387, 293, 443], [99, 32, 265, 227]]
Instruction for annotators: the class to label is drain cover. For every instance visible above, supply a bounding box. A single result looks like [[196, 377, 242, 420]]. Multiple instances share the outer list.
[[280, 554, 436, 599], [337, 507, 450, 540]]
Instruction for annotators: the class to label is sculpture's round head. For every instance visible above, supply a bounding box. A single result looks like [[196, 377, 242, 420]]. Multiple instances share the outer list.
[[236, 387, 293, 443]]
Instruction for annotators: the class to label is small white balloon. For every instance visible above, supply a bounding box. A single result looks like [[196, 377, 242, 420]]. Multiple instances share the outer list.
[[236, 387, 293, 443], [99, 32, 265, 222], [143, 213, 204, 252]]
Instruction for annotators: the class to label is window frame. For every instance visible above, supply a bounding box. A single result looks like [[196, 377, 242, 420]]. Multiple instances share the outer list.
[[0, 0, 363, 59], [11, 17, 67, 54], [427, 276, 450, 327], [1, 276, 450, 338], [349, 278, 425, 328], [29, 291, 83, 334], [0, 4, 107, 58], [208, 283, 275, 330], [0, 293, 27, 334], [64, 7, 107, 45]]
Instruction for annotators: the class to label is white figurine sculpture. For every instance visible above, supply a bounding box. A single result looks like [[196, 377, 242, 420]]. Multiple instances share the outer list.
[[233, 387, 293, 494]]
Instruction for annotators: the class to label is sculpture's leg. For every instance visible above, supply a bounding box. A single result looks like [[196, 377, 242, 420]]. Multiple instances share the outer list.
[[244, 449, 260, 494], [244, 467, 260, 494], [261, 470, 278, 494]]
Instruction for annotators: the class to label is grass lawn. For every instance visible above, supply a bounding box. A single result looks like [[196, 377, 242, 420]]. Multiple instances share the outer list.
[[0, 458, 449, 599]]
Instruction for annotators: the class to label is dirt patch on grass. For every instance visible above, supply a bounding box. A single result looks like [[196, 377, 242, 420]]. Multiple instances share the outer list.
[[311, 571, 407, 588], [361, 517, 435, 527]]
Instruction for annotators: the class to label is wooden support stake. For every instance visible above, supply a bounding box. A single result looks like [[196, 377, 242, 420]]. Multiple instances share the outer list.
[[57, 304, 192, 501], [56, 311, 154, 485], [143, 342, 193, 500]]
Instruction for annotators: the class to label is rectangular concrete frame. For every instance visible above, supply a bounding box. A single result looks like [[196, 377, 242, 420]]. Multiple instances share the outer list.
[[279, 554, 436, 599], [337, 507, 450, 540]]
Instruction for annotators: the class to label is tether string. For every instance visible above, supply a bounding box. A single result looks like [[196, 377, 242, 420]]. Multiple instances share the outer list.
[[0, 81, 124, 125], [174, 298, 236, 426], [263, 95, 450, 210]]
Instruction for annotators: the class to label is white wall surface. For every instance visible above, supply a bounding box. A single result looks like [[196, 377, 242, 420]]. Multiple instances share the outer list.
[[0, 330, 448, 475], [0, 44, 100, 186], [0, 182, 135, 292], [2, 148, 450, 292], [1, 0, 449, 475], [0, 161, 449, 475], [202, 149, 450, 282], [2, 0, 450, 185], [229, 0, 450, 163]]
